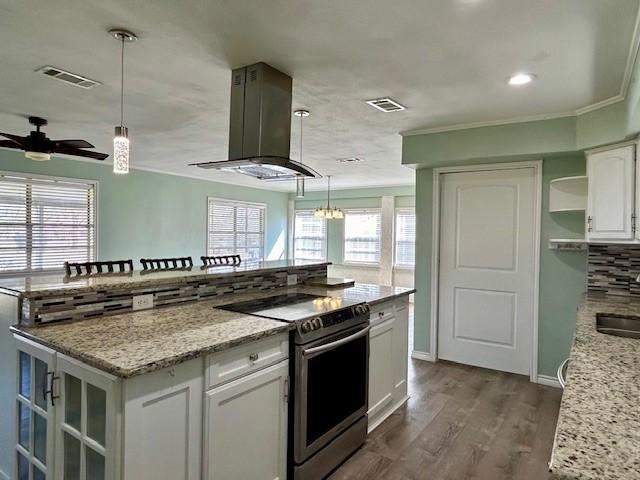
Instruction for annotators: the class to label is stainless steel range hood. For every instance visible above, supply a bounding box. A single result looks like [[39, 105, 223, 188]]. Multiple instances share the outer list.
[[190, 62, 320, 180]]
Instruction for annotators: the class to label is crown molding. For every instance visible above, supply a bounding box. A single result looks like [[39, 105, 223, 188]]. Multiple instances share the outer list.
[[402, 5, 640, 138]]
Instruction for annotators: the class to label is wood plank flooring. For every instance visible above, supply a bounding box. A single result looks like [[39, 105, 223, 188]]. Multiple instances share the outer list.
[[329, 359, 562, 480]]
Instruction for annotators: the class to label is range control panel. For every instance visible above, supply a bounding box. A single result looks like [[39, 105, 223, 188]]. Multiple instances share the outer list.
[[297, 303, 370, 335]]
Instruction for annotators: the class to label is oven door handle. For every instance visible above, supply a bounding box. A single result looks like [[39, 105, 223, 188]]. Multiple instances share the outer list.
[[302, 325, 371, 357]]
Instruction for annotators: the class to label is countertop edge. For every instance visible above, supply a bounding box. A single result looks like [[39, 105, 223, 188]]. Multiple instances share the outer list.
[[10, 322, 294, 379]]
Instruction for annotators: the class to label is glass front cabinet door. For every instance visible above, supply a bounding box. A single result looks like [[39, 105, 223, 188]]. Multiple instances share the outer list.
[[14, 336, 119, 480], [15, 338, 56, 480]]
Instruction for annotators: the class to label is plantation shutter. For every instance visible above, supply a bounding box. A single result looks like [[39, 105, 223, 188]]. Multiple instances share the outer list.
[[394, 208, 416, 267], [293, 210, 326, 261], [343, 209, 382, 264]]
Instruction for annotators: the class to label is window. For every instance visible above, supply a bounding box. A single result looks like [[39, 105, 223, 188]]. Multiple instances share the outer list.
[[395, 208, 416, 267], [293, 210, 326, 261], [207, 198, 266, 262], [343, 209, 381, 264], [0, 172, 96, 275]]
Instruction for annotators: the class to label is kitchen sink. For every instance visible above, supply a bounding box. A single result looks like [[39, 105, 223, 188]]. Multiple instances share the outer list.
[[596, 313, 640, 339]]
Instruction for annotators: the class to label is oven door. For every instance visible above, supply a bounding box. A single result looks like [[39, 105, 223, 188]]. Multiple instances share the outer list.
[[294, 322, 370, 463]]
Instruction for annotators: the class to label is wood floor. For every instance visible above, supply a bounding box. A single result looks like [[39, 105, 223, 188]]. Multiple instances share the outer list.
[[329, 359, 562, 480]]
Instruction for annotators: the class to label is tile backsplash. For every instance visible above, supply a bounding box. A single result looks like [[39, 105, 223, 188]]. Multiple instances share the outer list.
[[587, 244, 640, 296]]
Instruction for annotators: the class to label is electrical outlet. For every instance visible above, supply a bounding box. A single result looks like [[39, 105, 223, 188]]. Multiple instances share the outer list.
[[287, 274, 298, 286], [132, 294, 154, 311]]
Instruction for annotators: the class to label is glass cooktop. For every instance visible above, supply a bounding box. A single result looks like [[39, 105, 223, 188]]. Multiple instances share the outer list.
[[216, 292, 361, 322]]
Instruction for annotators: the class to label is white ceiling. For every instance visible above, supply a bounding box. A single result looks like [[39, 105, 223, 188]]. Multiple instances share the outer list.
[[0, 0, 638, 191]]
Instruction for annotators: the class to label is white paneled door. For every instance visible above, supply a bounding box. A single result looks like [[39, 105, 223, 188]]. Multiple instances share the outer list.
[[438, 168, 536, 375]]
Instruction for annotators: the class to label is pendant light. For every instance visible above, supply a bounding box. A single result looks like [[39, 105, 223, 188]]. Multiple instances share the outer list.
[[294, 109, 310, 197], [314, 175, 343, 219], [109, 28, 138, 174]]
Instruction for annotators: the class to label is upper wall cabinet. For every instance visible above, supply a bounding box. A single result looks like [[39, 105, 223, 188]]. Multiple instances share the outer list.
[[586, 144, 636, 241]]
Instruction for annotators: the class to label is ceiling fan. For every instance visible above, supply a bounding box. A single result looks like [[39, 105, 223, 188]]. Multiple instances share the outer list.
[[0, 116, 109, 161]]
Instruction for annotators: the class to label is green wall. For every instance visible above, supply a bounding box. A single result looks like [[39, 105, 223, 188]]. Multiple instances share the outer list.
[[292, 185, 415, 264], [413, 156, 586, 376], [0, 150, 290, 266]]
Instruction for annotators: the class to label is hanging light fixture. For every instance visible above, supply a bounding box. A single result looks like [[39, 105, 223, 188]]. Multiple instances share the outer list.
[[293, 109, 310, 197], [109, 28, 138, 174], [314, 175, 343, 219]]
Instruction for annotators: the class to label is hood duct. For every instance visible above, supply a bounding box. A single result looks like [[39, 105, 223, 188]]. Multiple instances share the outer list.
[[190, 62, 321, 180]]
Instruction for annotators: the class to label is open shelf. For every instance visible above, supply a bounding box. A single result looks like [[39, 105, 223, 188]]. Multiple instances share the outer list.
[[549, 176, 587, 212]]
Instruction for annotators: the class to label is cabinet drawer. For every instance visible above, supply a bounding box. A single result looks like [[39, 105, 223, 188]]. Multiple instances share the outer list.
[[369, 302, 395, 326], [206, 333, 289, 389]]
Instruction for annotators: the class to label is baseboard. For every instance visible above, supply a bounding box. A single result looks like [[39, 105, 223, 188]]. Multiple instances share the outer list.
[[537, 374, 561, 389], [411, 350, 435, 362], [368, 395, 410, 433]]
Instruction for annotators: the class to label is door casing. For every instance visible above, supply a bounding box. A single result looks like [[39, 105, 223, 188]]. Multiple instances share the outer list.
[[429, 161, 542, 382]]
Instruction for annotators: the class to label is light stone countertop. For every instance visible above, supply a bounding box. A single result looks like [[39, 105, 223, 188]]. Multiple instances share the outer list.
[[10, 283, 414, 379], [550, 293, 640, 480]]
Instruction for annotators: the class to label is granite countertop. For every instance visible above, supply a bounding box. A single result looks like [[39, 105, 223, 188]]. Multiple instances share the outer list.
[[10, 282, 414, 379], [550, 293, 640, 480], [0, 260, 330, 298]]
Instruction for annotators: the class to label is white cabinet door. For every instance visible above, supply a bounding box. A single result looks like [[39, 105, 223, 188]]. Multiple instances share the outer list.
[[13, 336, 56, 480], [367, 316, 395, 426], [392, 302, 409, 405], [122, 359, 203, 480], [204, 360, 288, 480], [587, 145, 635, 240], [55, 354, 119, 480]]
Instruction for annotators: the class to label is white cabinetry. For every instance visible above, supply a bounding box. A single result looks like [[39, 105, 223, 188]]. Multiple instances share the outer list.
[[14, 331, 290, 480], [586, 143, 637, 241], [367, 296, 409, 432], [204, 361, 289, 480], [122, 359, 203, 480], [13, 335, 118, 480]]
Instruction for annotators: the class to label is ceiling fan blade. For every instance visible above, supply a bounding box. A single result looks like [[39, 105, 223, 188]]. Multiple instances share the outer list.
[[53, 139, 94, 149], [0, 140, 22, 149], [54, 148, 109, 160], [0, 132, 27, 146]]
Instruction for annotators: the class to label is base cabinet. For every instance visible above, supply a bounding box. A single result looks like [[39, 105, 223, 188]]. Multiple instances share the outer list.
[[14, 332, 289, 480], [367, 297, 409, 432], [122, 359, 203, 480], [204, 361, 289, 480]]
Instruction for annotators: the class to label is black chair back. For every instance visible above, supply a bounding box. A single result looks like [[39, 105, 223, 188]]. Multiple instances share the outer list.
[[64, 260, 134, 277], [201, 255, 242, 266], [140, 257, 193, 270]]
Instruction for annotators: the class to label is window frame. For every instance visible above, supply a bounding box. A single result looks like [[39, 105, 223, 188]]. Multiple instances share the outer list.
[[393, 207, 416, 270], [206, 197, 267, 262], [292, 209, 327, 262], [342, 208, 382, 266], [0, 170, 99, 277]]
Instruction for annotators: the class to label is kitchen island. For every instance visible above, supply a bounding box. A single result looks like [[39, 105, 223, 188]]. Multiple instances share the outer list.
[[1, 262, 414, 480], [549, 293, 640, 480]]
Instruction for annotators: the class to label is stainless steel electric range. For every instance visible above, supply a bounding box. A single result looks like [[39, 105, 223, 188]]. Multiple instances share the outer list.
[[218, 292, 371, 480]]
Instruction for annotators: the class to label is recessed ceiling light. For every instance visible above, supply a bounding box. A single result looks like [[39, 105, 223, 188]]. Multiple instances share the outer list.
[[508, 73, 536, 86]]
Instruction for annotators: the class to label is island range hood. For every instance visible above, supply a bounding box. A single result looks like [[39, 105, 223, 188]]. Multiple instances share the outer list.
[[190, 62, 321, 180]]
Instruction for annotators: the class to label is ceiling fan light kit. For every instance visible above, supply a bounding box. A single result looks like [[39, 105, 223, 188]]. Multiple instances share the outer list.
[[110, 28, 137, 175], [0, 116, 108, 161]]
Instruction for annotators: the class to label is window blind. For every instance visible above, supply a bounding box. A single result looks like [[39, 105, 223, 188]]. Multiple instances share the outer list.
[[344, 209, 381, 264], [293, 210, 326, 261], [0, 174, 96, 274], [207, 198, 265, 262], [395, 208, 416, 267]]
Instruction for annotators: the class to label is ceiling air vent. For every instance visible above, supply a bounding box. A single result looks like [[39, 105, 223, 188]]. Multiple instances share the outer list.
[[36, 66, 101, 89], [365, 97, 406, 112]]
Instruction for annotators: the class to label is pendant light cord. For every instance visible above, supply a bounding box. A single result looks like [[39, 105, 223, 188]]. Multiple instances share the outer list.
[[120, 37, 125, 128]]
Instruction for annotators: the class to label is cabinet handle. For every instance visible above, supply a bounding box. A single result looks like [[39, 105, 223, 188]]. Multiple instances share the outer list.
[[249, 353, 259, 362], [587, 216, 593, 233], [45, 371, 59, 407], [284, 377, 290, 403], [379, 311, 384, 317]]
